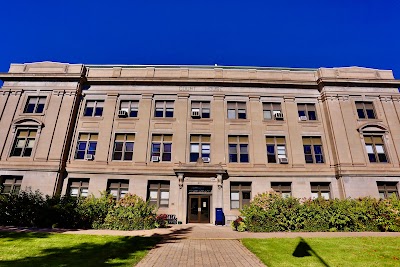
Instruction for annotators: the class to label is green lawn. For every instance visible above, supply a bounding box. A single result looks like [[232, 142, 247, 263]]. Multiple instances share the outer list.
[[242, 237, 400, 267], [0, 231, 161, 267]]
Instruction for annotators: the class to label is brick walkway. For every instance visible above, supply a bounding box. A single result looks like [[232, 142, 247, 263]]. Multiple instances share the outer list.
[[136, 239, 265, 267]]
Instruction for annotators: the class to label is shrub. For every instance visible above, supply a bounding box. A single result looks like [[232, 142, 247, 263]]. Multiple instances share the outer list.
[[155, 214, 168, 228], [102, 194, 157, 230], [78, 192, 115, 229], [241, 192, 400, 232]]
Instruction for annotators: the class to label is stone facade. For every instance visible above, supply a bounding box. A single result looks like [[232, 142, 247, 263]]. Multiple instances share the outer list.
[[1, 61, 400, 224]]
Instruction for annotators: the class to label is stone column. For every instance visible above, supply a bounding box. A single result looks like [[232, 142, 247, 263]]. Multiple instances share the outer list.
[[217, 173, 223, 208]]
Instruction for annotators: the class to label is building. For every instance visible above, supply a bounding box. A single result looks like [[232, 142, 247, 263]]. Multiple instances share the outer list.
[[1, 61, 400, 224]]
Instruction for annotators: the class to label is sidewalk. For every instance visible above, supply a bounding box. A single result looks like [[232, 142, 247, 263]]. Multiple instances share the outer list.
[[2, 224, 400, 239]]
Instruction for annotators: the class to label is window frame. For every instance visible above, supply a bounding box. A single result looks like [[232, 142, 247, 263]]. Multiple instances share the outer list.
[[154, 100, 174, 118], [24, 96, 47, 114], [0, 176, 23, 195], [227, 102, 247, 120], [67, 179, 89, 197], [112, 133, 135, 161], [120, 100, 139, 118], [191, 101, 211, 118], [377, 182, 399, 199], [228, 135, 249, 163], [151, 134, 173, 162], [230, 182, 252, 209], [263, 102, 282, 120], [266, 136, 287, 163], [10, 128, 38, 157], [75, 133, 98, 160], [83, 100, 104, 117], [297, 103, 317, 121], [311, 182, 331, 200], [271, 182, 292, 198], [147, 181, 170, 208], [356, 101, 376, 119], [107, 179, 129, 200], [302, 136, 324, 164], [364, 135, 388, 163], [189, 135, 211, 162]]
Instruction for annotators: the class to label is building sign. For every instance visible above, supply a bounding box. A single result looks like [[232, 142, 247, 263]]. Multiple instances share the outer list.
[[188, 186, 212, 194]]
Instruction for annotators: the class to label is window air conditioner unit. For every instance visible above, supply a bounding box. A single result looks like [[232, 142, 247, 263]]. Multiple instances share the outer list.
[[118, 110, 128, 118], [202, 157, 210, 163], [299, 116, 308, 121], [274, 112, 284, 120], [85, 154, 94, 161], [151, 156, 160, 162], [191, 110, 201, 118], [279, 158, 289, 164]]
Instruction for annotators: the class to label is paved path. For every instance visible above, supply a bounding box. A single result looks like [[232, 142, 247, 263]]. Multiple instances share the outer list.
[[136, 239, 265, 267]]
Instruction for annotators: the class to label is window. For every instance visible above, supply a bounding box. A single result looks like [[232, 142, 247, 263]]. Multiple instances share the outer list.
[[10, 129, 37, 157], [68, 179, 89, 197], [263, 103, 282, 120], [303, 137, 324, 163], [227, 102, 246, 119], [148, 181, 170, 207], [298, 103, 317, 120], [311, 182, 331, 199], [364, 136, 388, 163], [377, 182, 399, 199], [24, 96, 46, 113], [112, 134, 135, 161], [271, 182, 291, 198], [190, 135, 211, 162], [230, 182, 251, 209], [0, 176, 22, 195], [154, 101, 174, 118], [356, 102, 376, 119], [228, 136, 249, 163], [84, 100, 104, 117], [266, 136, 287, 163], [151, 134, 172, 162], [120, 101, 139, 117], [107, 179, 129, 200], [191, 101, 210, 118], [75, 133, 98, 159]]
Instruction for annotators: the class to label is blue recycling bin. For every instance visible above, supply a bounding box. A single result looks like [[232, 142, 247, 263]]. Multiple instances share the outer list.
[[215, 208, 225, 225]]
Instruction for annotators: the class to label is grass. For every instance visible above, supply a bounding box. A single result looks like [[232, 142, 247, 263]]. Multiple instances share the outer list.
[[0, 231, 161, 267], [242, 237, 400, 267]]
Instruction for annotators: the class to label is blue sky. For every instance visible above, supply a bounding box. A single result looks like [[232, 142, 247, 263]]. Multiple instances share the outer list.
[[1, 0, 400, 78]]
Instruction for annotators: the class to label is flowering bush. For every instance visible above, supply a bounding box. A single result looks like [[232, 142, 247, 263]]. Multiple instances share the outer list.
[[155, 214, 168, 228]]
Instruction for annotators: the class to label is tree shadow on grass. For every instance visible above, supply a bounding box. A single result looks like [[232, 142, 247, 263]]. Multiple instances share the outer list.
[[292, 237, 330, 267], [0, 226, 193, 267]]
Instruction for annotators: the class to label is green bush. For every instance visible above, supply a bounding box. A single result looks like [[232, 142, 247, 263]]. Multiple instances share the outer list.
[[0, 190, 159, 230], [241, 192, 400, 232], [102, 194, 157, 230]]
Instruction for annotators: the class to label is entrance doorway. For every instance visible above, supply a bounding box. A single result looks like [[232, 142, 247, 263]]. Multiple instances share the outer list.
[[188, 195, 210, 223]]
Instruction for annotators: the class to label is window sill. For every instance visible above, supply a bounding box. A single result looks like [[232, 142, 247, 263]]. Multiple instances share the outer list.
[[152, 117, 176, 122], [190, 118, 213, 122], [115, 117, 139, 121], [357, 118, 382, 123], [263, 119, 285, 124], [21, 113, 45, 116], [298, 119, 319, 123], [80, 116, 104, 121], [227, 119, 250, 123], [7, 156, 33, 161]]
